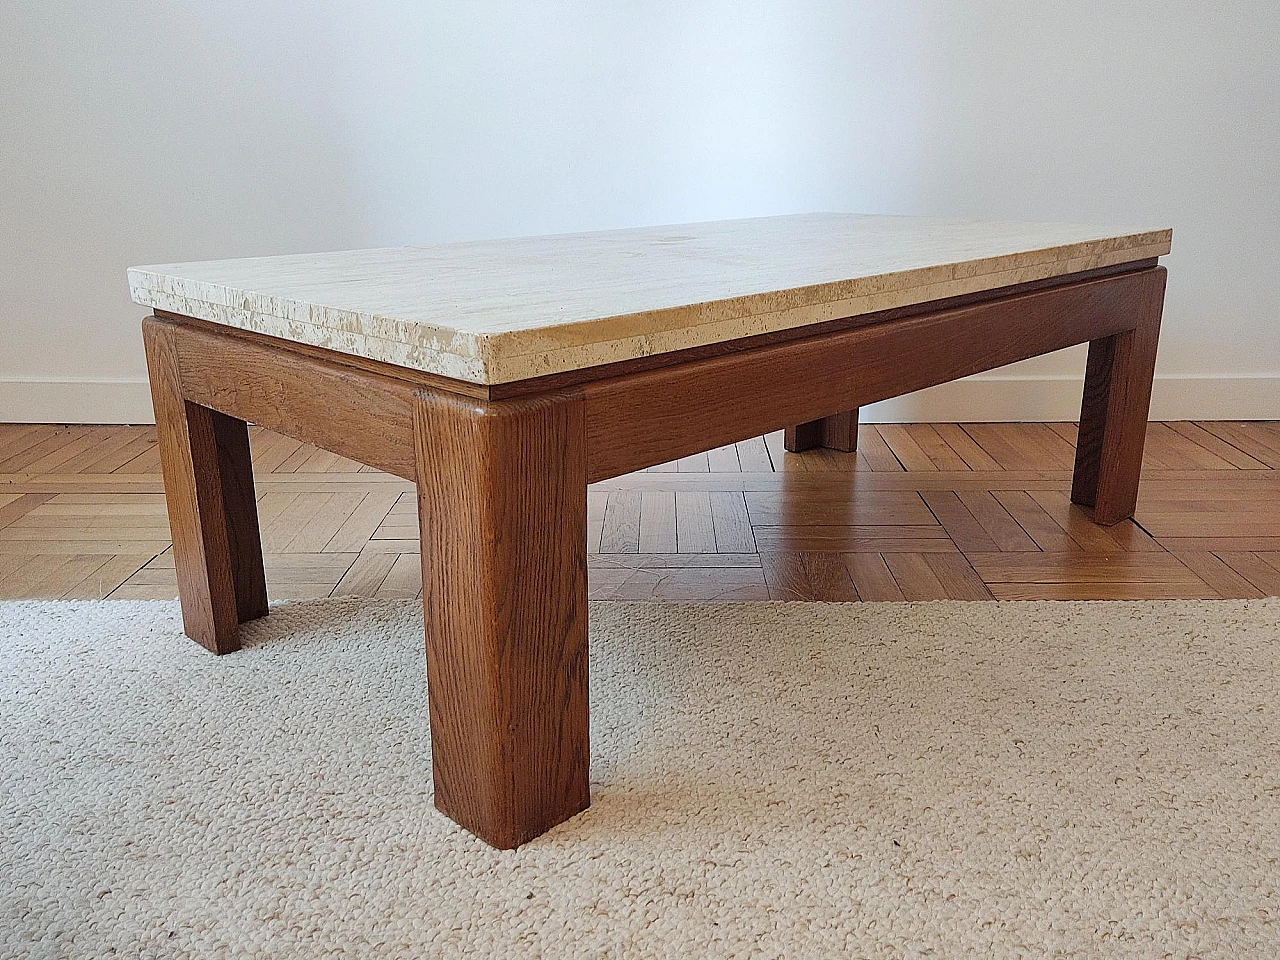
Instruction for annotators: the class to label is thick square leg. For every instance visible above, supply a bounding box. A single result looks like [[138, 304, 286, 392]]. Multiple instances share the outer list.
[[143, 320, 268, 654], [1071, 268, 1166, 525], [414, 390, 590, 849], [785, 409, 859, 453]]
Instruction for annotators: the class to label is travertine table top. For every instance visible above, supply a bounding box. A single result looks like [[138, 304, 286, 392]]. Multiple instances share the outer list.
[[128, 213, 1171, 385]]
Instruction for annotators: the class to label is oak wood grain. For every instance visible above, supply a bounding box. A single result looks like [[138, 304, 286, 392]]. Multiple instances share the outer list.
[[583, 269, 1155, 482], [1071, 268, 1166, 523], [143, 321, 263, 653], [414, 390, 590, 849], [211, 412, 269, 622], [786, 410, 860, 454], [161, 316, 419, 480]]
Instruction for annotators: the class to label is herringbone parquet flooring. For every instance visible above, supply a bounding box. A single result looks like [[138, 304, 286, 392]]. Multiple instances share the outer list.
[[1, 421, 1279, 602]]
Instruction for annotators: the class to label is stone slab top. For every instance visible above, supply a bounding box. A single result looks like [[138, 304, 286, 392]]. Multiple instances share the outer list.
[[128, 213, 1171, 385]]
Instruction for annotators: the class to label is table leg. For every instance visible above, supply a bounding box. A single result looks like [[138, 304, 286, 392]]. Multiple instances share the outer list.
[[143, 321, 268, 654], [785, 409, 859, 453], [414, 390, 590, 848], [1071, 268, 1166, 525]]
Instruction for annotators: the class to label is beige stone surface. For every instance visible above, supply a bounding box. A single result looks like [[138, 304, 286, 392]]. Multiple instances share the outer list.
[[128, 213, 1171, 384]]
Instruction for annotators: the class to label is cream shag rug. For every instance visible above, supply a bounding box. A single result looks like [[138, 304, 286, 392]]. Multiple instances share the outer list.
[[2, 598, 1278, 958]]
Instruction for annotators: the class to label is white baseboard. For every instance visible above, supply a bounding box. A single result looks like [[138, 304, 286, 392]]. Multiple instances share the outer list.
[[1, 379, 155, 425], [2, 374, 1278, 425], [862, 374, 1280, 423]]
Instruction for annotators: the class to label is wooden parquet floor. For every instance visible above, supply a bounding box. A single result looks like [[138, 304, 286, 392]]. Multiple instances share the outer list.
[[2, 421, 1279, 602]]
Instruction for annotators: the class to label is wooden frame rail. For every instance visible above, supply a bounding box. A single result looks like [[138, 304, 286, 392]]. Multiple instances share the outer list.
[[154, 265, 1165, 487]]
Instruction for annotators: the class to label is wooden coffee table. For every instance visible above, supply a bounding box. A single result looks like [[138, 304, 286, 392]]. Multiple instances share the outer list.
[[130, 214, 1170, 847]]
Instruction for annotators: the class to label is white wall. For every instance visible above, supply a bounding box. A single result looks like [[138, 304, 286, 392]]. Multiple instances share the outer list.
[[2, 0, 1277, 423]]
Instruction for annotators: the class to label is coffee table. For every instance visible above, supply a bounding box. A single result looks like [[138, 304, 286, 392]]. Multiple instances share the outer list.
[[129, 213, 1170, 847]]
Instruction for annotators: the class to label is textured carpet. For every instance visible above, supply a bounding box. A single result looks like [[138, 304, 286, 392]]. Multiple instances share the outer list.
[[2, 598, 1278, 958]]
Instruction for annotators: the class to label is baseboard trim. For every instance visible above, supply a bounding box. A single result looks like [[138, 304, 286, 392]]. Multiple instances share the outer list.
[[862, 374, 1280, 423], [2, 375, 1277, 425], [1, 379, 156, 425]]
